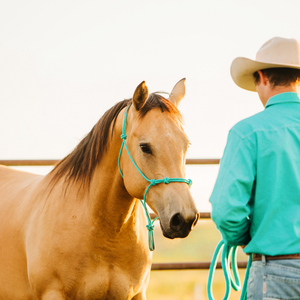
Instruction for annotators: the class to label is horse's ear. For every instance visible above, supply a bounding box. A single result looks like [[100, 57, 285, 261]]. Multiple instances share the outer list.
[[169, 78, 186, 107], [133, 81, 149, 111]]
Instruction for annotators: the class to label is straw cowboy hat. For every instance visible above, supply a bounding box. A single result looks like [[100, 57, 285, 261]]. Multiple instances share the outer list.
[[230, 37, 300, 91]]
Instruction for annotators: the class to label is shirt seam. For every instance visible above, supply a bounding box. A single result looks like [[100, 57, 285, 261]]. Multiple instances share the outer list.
[[229, 129, 255, 155], [231, 124, 300, 142]]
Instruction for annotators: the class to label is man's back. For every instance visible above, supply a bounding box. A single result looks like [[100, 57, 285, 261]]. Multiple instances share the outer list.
[[211, 92, 300, 255]]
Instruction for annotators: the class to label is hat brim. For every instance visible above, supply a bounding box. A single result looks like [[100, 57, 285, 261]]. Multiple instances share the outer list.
[[230, 57, 300, 92]]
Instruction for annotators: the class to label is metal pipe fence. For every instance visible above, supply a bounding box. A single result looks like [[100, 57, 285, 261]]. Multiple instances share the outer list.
[[0, 159, 220, 166], [1, 158, 248, 270]]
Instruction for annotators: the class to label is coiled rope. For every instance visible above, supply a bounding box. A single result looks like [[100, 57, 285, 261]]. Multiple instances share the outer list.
[[207, 240, 252, 300]]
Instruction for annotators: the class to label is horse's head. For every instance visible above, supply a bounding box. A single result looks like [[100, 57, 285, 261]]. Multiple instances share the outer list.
[[119, 79, 199, 239]]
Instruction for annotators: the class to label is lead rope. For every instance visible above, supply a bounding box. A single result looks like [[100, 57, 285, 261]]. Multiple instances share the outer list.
[[207, 240, 252, 300], [118, 104, 193, 251]]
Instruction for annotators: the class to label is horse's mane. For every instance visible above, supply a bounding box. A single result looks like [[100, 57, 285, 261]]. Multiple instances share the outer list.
[[49, 94, 183, 190]]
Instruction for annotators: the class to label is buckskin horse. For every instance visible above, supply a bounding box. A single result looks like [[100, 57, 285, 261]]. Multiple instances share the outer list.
[[0, 79, 199, 300]]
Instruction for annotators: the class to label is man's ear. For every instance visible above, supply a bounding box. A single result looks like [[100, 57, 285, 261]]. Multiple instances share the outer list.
[[258, 70, 268, 86]]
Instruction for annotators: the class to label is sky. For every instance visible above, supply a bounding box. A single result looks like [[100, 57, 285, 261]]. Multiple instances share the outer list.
[[1, 0, 300, 211]]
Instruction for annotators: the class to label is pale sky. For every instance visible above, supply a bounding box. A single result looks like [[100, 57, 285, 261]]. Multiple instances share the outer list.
[[1, 0, 300, 211]]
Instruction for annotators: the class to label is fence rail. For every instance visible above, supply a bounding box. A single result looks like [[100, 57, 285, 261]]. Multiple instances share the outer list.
[[0, 159, 220, 166], [1, 158, 248, 270], [151, 261, 247, 271]]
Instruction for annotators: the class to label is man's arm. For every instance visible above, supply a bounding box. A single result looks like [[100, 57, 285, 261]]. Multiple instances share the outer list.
[[209, 129, 256, 246]]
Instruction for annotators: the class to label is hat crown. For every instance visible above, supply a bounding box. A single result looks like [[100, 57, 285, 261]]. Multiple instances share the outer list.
[[255, 37, 300, 66]]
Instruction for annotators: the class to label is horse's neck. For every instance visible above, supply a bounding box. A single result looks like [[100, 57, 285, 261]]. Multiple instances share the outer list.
[[45, 109, 141, 238], [89, 162, 138, 233], [87, 121, 140, 236]]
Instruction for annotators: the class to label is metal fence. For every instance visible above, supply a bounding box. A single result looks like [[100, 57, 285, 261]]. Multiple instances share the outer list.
[[0, 158, 247, 271], [0, 159, 220, 166]]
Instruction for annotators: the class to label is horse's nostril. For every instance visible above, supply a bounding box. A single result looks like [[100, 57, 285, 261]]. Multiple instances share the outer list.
[[170, 213, 184, 232]]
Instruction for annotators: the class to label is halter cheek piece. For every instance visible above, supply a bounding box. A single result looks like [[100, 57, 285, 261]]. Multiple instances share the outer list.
[[118, 104, 192, 251]]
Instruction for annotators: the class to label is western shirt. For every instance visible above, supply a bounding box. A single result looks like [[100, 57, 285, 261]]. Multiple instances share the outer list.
[[210, 92, 300, 255]]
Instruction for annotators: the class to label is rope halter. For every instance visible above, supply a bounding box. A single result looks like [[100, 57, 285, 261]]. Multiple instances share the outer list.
[[118, 104, 193, 251]]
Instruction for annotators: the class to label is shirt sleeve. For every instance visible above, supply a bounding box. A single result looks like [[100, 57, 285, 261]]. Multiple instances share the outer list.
[[209, 129, 256, 246]]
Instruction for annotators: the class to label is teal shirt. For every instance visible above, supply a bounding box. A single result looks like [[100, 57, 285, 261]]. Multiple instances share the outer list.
[[210, 92, 300, 255]]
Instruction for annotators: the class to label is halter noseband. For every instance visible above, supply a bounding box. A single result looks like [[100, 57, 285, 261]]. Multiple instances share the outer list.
[[118, 104, 192, 251]]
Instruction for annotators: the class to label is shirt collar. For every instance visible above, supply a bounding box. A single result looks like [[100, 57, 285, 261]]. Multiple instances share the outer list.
[[265, 92, 300, 108]]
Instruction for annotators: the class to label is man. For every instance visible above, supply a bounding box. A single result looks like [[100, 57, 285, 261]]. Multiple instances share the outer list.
[[209, 37, 300, 299]]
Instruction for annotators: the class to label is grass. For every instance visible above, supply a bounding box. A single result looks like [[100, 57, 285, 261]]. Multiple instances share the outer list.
[[146, 220, 248, 300]]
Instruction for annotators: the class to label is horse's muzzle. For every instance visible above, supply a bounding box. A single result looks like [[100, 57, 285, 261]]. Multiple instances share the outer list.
[[162, 212, 200, 239]]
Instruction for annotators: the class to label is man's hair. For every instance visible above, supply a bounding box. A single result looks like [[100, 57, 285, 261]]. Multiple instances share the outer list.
[[253, 68, 300, 87]]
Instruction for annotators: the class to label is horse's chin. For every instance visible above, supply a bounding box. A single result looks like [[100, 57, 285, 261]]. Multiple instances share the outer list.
[[161, 229, 174, 239], [160, 223, 191, 240]]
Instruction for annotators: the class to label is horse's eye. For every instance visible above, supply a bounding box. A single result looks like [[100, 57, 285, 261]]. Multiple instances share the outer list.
[[140, 143, 152, 154]]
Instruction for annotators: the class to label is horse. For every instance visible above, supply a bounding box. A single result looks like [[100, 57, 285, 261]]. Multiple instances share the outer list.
[[0, 79, 199, 300]]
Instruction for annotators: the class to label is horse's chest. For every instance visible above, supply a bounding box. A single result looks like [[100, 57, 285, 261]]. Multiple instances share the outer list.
[[77, 263, 146, 300]]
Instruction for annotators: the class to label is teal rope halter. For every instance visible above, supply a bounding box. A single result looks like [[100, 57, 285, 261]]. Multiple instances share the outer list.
[[118, 104, 193, 251], [207, 240, 252, 300]]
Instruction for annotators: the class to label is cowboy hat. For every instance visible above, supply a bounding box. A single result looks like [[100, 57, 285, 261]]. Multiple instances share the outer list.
[[230, 37, 300, 91]]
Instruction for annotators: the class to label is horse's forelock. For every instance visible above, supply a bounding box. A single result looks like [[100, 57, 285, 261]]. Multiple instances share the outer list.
[[139, 93, 183, 125]]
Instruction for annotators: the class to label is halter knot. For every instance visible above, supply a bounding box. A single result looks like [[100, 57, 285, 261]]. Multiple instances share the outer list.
[[150, 179, 157, 186], [146, 223, 155, 231], [163, 177, 170, 184], [120, 133, 127, 140]]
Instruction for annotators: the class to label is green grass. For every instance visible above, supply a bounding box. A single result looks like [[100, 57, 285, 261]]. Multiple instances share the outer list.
[[147, 220, 248, 300]]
